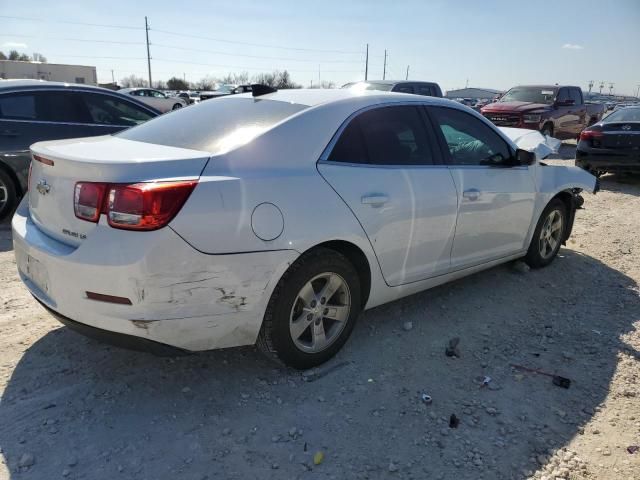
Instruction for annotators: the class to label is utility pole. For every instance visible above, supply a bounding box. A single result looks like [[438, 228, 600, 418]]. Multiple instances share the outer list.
[[364, 43, 369, 81], [609, 83, 614, 96], [465, 78, 469, 88], [599, 81, 604, 95], [111, 69, 115, 83], [145, 16, 152, 88], [405, 65, 409, 80], [383, 49, 387, 80], [636, 84, 640, 99], [318, 64, 321, 86], [588, 80, 594, 95]]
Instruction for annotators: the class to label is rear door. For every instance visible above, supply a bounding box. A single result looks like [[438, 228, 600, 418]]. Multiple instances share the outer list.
[[318, 104, 459, 286], [427, 106, 536, 269]]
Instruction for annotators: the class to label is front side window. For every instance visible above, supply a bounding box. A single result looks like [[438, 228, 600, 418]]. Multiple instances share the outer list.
[[328, 106, 434, 166], [150, 90, 166, 98], [416, 85, 435, 96], [0, 93, 36, 119], [35, 92, 89, 123], [394, 85, 413, 94], [80, 93, 155, 126], [430, 107, 512, 166], [556, 88, 570, 103], [569, 88, 582, 105]]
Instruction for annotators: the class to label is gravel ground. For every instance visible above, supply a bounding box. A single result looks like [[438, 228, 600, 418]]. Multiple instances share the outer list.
[[1, 145, 639, 480]]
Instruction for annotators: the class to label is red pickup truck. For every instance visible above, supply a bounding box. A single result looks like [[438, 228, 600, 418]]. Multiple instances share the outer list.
[[481, 85, 605, 140]]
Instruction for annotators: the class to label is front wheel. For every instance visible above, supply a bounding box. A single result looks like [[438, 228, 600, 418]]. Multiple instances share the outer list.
[[172, 103, 183, 110], [524, 199, 567, 268], [257, 248, 361, 369]]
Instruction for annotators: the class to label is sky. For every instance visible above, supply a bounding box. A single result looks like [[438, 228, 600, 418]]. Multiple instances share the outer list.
[[1, 0, 639, 95]]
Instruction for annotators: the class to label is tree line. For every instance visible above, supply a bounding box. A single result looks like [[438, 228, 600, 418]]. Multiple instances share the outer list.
[[0, 51, 47, 62], [119, 70, 332, 90]]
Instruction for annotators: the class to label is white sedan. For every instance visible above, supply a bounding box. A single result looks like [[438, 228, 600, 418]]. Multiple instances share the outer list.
[[118, 88, 187, 113], [12, 88, 597, 369]]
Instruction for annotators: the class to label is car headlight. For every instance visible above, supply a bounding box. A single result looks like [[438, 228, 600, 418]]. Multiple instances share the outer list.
[[523, 114, 542, 123]]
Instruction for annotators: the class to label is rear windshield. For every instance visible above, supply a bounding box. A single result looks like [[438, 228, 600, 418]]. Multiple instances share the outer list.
[[604, 107, 640, 123], [117, 97, 308, 153], [499, 87, 557, 105]]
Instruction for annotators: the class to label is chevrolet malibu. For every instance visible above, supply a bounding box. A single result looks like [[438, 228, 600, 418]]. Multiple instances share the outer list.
[[12, 87, 597, 369]]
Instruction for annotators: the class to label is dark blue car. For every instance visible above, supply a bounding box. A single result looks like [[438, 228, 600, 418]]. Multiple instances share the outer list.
[[0, 80, 160, 220]]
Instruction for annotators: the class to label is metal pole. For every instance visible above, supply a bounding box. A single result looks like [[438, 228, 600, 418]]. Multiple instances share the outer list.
[[111, 69, 115, 83], [405, 65, 409, 80], [636, 84, 640, 99], [145, 16, 152, 88], [364, 44, 368, 81], [383, 49, 387, 80]]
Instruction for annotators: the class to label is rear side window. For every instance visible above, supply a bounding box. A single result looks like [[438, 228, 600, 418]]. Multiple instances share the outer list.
[[430, 106, 512, 166], [80, 93, 155, 126], [394, 85, 414, 94], [0, 93, 36, 119], [36, 92, 90, 123], [117, 97, 308, 153], [328, 105, 434, 166]]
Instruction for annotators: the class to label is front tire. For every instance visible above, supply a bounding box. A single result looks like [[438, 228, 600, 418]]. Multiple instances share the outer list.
[[257, 248, 362, 369], [524, 199, 567, 268], [172, 103, 183, 110], [0, 169, 18, 222]]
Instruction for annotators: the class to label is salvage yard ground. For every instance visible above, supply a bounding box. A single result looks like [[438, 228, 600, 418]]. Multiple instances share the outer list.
[[0, 143, 638, 480]]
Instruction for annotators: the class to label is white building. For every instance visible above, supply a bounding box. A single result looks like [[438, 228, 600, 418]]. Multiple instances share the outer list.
[[0, 60, 97, 85]]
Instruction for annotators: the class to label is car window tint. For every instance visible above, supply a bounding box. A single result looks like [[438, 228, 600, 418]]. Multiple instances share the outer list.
[[35, 92, 90, 123], [394, 85, 413, 94], [0, 93, 36, 119], [80, 92, 155, 126], [556, 88, 570, 103], [430, 107, 512, 166], [151, 90, 165, 98], [416, 85, 434, 96], [570, 88, 582, 105], [327, 118, 367, 163], [359, 106, 433, 165]]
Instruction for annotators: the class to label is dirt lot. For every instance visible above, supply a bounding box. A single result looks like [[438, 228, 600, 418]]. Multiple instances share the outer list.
[[1, 146, 639, 480]]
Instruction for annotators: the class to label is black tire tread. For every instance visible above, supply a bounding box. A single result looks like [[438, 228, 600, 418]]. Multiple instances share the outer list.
[[524, 198, 567, 269]]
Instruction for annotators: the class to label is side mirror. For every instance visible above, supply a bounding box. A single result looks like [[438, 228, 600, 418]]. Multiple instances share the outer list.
[[516, 149, 536, 166]]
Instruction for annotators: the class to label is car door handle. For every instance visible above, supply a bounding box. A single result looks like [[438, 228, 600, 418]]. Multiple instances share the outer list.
[[462, 189, 481, 201], [0, 130, 19, 137], [361, 194, 389, 206]]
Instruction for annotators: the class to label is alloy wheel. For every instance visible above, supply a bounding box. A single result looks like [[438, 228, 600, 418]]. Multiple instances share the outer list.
[[538, 209, 563, 259]]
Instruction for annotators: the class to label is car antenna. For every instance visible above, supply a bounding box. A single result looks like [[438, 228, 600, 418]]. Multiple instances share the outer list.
[[251, 84, 278, 97]]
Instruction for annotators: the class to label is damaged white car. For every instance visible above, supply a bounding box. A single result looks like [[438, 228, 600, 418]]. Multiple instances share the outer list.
[[12, 88, 598, 369]]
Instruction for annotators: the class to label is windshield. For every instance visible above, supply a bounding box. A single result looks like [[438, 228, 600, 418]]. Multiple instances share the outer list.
[[604, 107, 640, 123], [117, 97, 307, 154], [347, 82, 394, 92], [499, 87, 557, 104]]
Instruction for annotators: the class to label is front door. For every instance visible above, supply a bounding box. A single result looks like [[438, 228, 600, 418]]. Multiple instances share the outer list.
[[318, 104, 459, 286], [427, 106, 536, 269]]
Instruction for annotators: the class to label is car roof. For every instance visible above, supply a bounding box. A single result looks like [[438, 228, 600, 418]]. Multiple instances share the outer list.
[[234, 88, 449, 108], [363, 80, 439, 86], [0, 79, 113, 93]]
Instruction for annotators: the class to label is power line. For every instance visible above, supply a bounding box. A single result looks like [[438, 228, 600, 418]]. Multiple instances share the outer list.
[[151, 57, 363, 74], [151, 28, 362, 55], [0, 15, 142, 30], [0, 34, 144, 45]]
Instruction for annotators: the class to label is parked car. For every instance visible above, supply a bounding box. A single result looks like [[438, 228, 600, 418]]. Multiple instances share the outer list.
[[0, 80, 160, 220], [175, 91, 196, 105], [576, 106, 640, 176], [344, 80, 443, 97], [199, 85, 239, 100], [481, 85, 605, 139], [118, 88, 187, 112], [13, 88, 596, 369]]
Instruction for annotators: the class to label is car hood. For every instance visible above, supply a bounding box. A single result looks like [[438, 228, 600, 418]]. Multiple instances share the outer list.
[[499, 127, 561, 160], [482, 101, 550, 113]]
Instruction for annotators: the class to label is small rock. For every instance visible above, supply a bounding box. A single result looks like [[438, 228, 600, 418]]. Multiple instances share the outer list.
[[486, 407, 498, 415], [181, 387, 191, 393], [288, 427, 298, 437], [403, 321, 413, 331], [240, 393, 250, 400], [62, 469, 71, 477], [602, 450, 612, 456], [388, 462, 399, 472], [271, 463, 279, 469], [18, 453, 35, 468], [512, 261, 530, 273], [222, 428, 231, 436]]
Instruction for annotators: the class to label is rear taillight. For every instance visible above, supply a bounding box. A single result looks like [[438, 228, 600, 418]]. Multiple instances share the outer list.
[[74, 182, 108, 222], [73, 180, 197, 231], [579, 129, 604, 141]]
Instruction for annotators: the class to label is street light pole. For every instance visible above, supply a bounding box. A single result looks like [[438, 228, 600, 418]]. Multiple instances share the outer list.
[[145, 16, 152, 88]]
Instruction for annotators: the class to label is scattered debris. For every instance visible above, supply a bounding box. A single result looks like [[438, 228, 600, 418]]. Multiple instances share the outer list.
[[445, 337, 461, 358], [420, 392, 432, 405], [475, 375, 492, 388], [627, 446, 639, 454], [592, 329, 602, 335], [510, 363, 571, 389], [313, 451, 324, 465], [449, 414, 459, 428]]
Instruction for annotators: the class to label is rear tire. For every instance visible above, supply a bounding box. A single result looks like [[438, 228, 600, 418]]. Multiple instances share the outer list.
[[0, 169, 18, 222], [257, 247, 361, 370], [524, 199, 567, 269], [172, 103, 183, 110]]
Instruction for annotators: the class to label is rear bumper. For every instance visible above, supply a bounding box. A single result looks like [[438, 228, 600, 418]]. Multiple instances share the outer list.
[[576, 148, 640, 171], [12, 198, 298, 351]]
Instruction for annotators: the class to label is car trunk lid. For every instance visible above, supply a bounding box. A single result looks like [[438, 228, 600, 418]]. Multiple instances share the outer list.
[[28, 135, 210, 247], [601, 122, 640, 149]]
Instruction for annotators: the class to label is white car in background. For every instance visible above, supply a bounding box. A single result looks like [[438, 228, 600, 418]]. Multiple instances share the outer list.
[[118, 88, 187, 112], [12, 88, 597, 369]]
